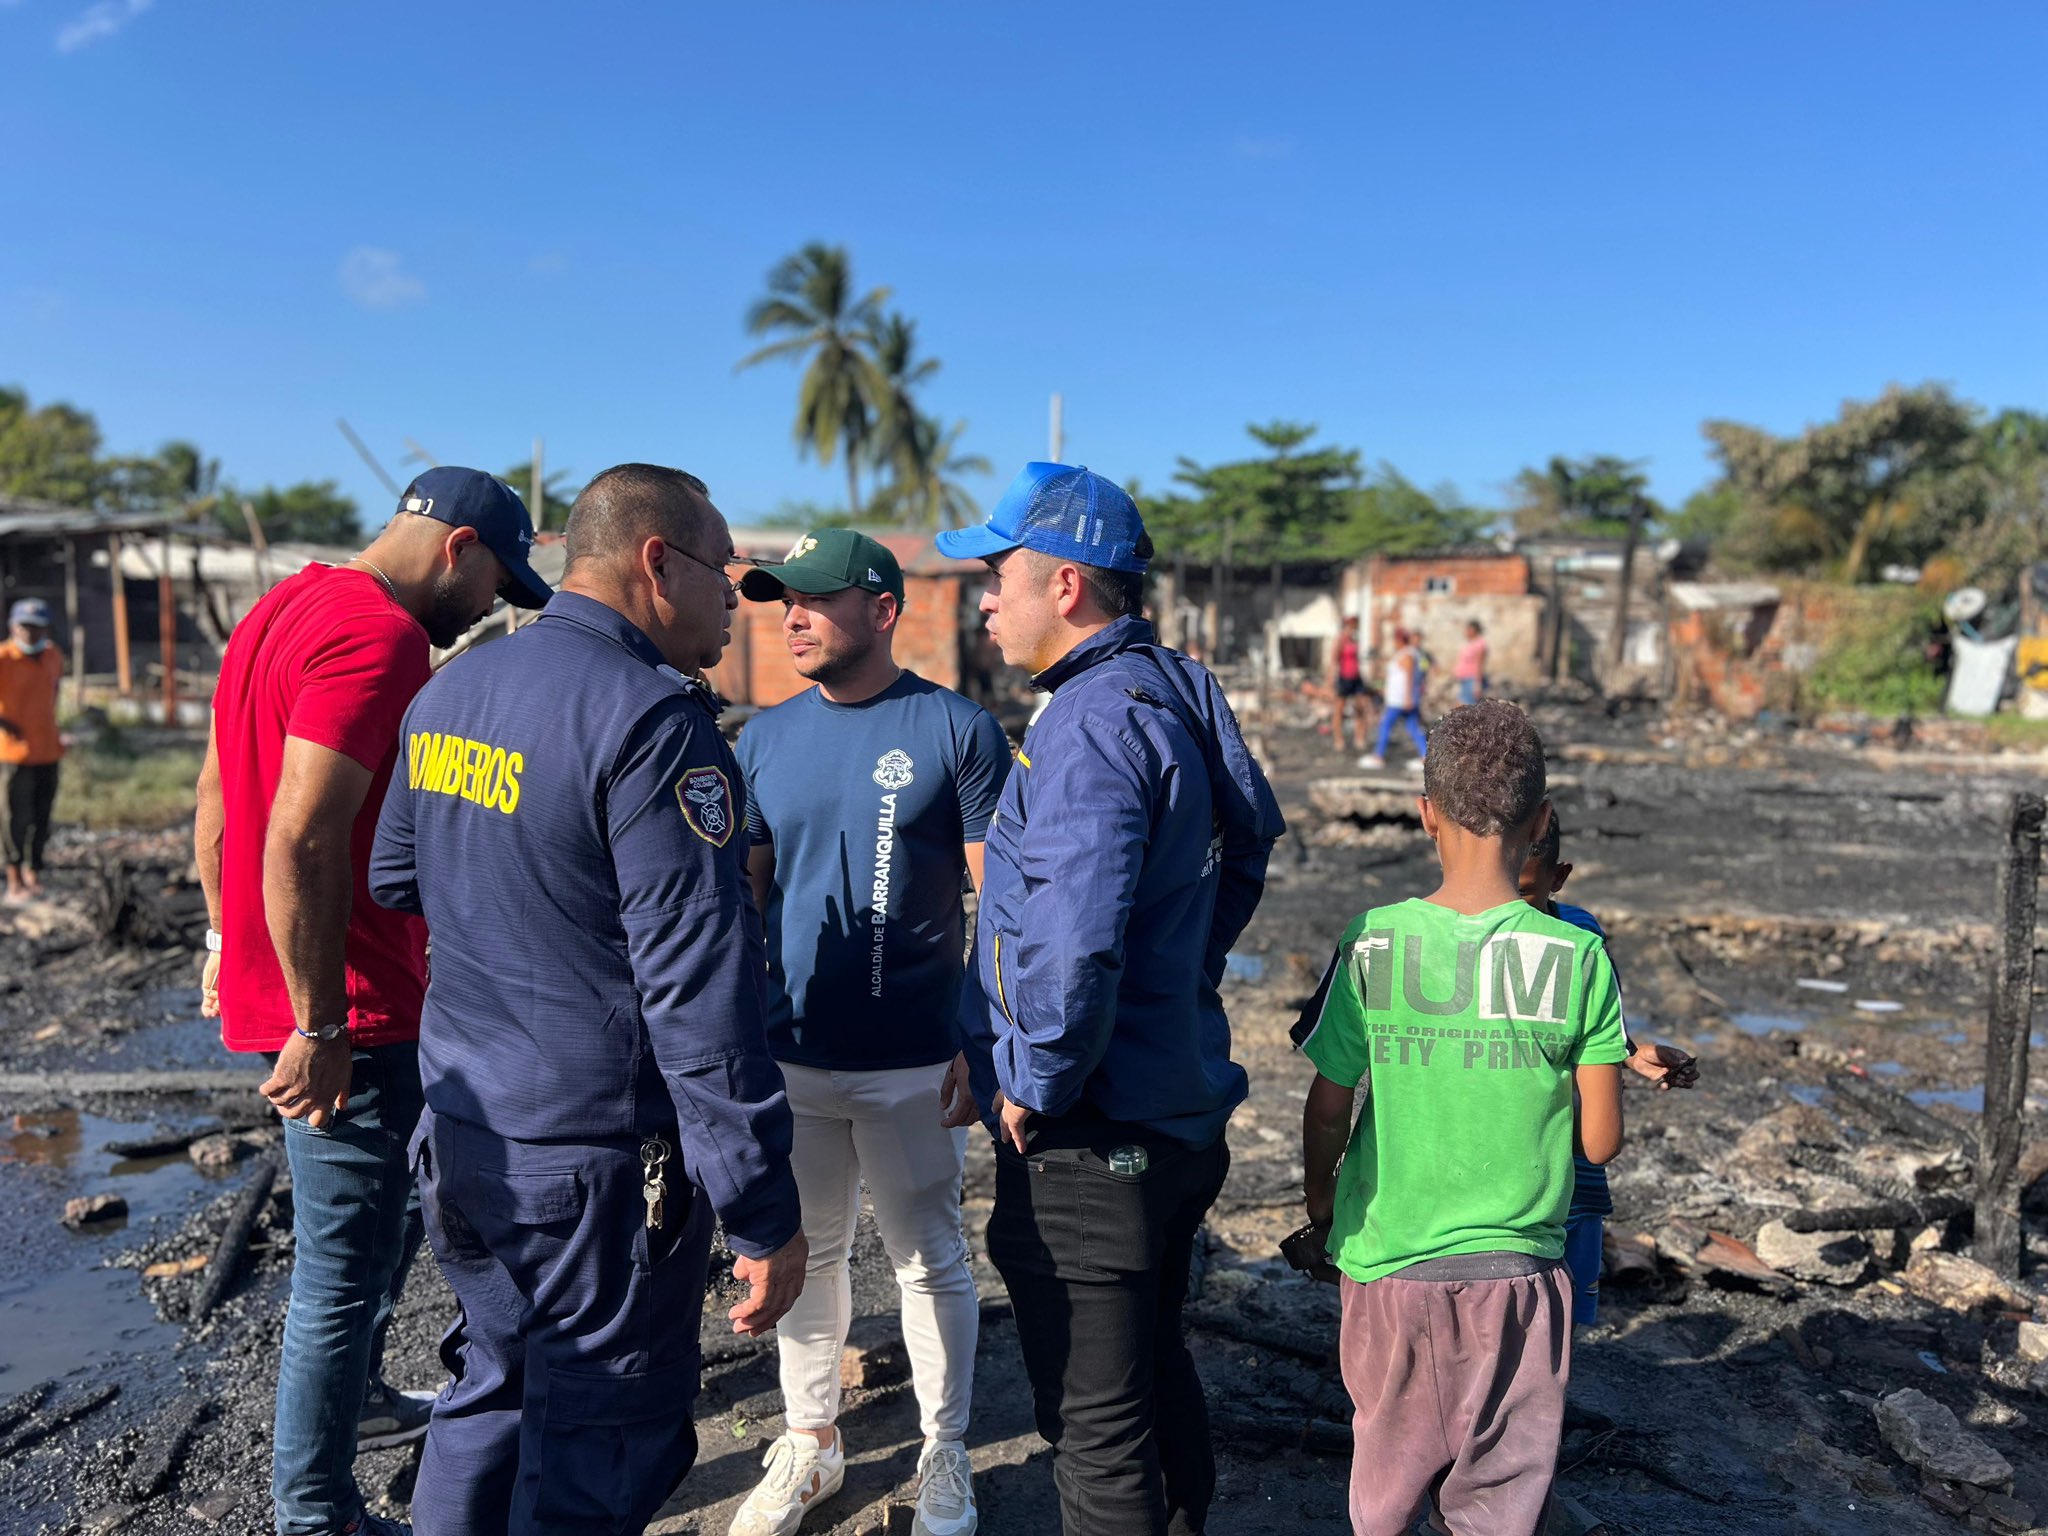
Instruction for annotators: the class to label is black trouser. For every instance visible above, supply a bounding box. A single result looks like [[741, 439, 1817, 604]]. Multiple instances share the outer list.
[[1, 760, 58, 872], [987, 1121, 1230, 1536]]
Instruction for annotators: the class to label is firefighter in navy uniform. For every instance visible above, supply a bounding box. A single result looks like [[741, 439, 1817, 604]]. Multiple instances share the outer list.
[[369, 464, 808, 1536]]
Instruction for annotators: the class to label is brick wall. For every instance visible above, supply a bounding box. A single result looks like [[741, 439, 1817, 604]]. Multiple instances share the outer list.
[[1365, 554, 1530, 599], [704, 572, 967, 706]]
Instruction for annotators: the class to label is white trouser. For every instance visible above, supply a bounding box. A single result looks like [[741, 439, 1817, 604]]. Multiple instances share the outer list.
[[775, 1060, 977, 1443]]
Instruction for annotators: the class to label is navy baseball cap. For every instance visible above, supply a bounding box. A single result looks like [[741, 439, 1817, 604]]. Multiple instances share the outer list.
[[396, 467, 552, 609], [8, 598, 52, 628], [934, 462, 1149, 575]]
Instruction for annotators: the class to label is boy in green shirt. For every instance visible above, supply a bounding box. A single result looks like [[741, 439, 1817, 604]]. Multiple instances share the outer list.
[[1296, 700, 1626, 1536]]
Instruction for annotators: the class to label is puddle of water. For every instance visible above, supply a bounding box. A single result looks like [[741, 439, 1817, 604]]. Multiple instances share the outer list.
[[1, 1109, 225, 1381], [1223, 953, 1266, 983], [1941, 1032, 1968, 1046], [1910, 1087, 1986, 1114], [0, 1267, 179, 1382], [1788, 1085, 1827, 1107], [1734, 1012, 1807, 1037], [1868, 1062, 1908, 1077]]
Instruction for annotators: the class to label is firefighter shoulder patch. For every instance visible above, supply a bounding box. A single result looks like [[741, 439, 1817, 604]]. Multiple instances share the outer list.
[[675, 765, 734, 846]]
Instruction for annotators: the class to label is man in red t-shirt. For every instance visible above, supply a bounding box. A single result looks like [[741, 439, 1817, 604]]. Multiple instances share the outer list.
[[195, 467, 549, 1536]]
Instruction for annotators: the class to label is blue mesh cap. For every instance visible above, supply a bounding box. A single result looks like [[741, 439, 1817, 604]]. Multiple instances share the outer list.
[[934, 462, 1149, 574]]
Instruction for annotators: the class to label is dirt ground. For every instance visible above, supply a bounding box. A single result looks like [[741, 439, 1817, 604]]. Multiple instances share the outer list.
[[7, 700, 2048, 1534]]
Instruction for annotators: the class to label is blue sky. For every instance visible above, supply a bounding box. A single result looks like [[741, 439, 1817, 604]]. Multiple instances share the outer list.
[[4, 2, 2044, 527]]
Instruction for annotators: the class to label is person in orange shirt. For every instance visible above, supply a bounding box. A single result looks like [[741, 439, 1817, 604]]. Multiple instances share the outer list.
[[0, 598, 66, 902]]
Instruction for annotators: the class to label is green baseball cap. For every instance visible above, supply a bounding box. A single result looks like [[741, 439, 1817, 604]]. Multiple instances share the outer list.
[[739, 527, 905, 604]]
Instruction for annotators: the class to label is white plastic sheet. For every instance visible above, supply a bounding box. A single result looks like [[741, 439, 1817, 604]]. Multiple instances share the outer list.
[[1946, 633, 2017, 717]]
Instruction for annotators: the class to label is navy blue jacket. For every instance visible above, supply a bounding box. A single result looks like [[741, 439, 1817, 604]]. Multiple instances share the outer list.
[[961, 616, 1285, 1146], [368, 592, 800, 1259]]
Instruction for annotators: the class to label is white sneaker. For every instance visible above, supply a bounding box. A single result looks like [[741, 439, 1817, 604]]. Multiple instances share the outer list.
[[728, 1431, 847, 1536], [1404, 757, 1426, 773], [912, 1439, 977, 1536], [1356, 754, 1386, 770]]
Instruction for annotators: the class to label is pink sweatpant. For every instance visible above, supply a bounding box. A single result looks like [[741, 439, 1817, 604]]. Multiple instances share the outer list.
[[1338, 1264, 1573, 1536]]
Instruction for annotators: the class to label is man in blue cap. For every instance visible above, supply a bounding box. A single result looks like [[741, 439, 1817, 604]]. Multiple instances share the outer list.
[[0, 596, 65, 903], [936, 464, 1285, 1536], [196, 466, 548, 1536], [370, 463, 807, 1536]]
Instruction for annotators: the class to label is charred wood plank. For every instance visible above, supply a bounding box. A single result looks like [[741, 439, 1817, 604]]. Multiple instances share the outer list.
[[189, 1155, 278, 1323]]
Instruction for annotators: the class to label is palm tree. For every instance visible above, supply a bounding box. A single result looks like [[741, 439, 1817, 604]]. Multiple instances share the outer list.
[[874, 416, 991, 529], [869, 312, 941, 498], [738, 243, 889, 517]]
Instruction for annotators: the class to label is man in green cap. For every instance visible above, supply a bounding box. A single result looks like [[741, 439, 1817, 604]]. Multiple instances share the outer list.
[[727, 529, 1010, 1536]]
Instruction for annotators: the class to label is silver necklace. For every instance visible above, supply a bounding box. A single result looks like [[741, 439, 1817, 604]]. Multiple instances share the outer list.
[[349, 557, 398, 600]]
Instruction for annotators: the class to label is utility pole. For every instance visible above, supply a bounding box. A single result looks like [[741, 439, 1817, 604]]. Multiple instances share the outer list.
[[1049, 394, 1064, 463], [1606, 497, 1648, 679]]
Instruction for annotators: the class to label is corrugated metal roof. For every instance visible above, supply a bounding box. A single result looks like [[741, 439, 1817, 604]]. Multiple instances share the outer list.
[[0, 494, 178, 541], [1668, 581, 1782, 612]]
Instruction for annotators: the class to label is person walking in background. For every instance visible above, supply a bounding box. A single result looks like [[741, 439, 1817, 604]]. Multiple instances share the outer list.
[[197, 468, 548, 1536], [727, 528, 1009, 1536], [370, 464, 807, 1536], [937, 463, 1284, 1536], [0, 598, 65, 903], [1358, 626, 1427, 771], [1327, 614, 1374, 756], [1455, 619, 1489, 706]]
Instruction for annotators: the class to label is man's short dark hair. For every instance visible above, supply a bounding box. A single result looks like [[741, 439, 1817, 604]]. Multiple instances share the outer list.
[[1422, 699, 1547, 838], [564, 463, 714, 567], [1074, 530, 1154, 620]]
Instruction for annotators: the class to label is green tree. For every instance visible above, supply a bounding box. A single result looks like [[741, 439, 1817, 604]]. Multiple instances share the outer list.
[[103, 438, 223, 518], [495, 462, 578, 533], [1665, 481, 1742, 545], [1704, 383, 1979, 580], [1337, 466, 1494, 555], [1508, 454, 1659, 539], [242, 481, 363, 546], [756, 498, 863, 531], [1161, 422, 1362, 566], [868, 312, 941, 498], [739, 243, 889, 518], [0, 386, 103, 506], [871, 417, 993, 529]]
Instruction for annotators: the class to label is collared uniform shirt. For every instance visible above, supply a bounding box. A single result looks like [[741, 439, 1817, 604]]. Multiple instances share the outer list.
[[369, 591, 799, 1259]]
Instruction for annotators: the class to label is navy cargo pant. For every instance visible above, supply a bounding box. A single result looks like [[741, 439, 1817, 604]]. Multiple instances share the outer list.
[[408, 1106, 713, 1536]]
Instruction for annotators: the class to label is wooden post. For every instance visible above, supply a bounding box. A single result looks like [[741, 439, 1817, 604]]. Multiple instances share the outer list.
[[159, 526, 178, 721], [62, 537, 83, 714], [1977, 790, 2045, 1279], [1606, 499, 1647, 677], [239, 499, 271, 593], [109, 533, 132, 698], [1547, 582, 1567, 683]]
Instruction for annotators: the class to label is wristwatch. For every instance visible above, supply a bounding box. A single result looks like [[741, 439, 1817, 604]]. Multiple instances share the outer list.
[[294, 1021, 349, 1043]]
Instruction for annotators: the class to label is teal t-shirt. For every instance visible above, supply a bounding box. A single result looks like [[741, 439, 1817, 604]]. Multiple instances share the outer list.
[[1298, 897, 1628, 1283]]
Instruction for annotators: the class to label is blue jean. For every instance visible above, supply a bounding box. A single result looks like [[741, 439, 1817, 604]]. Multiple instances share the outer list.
[[1374, 705, 1428, 759], [1563, 1213, 1603, 1328], [1456, 677, 1481, 707], [273, 1040, 428, 1535]]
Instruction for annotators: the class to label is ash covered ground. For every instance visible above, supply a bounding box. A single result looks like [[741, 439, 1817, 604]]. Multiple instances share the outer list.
[[6, 702, 2048, 1535]]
